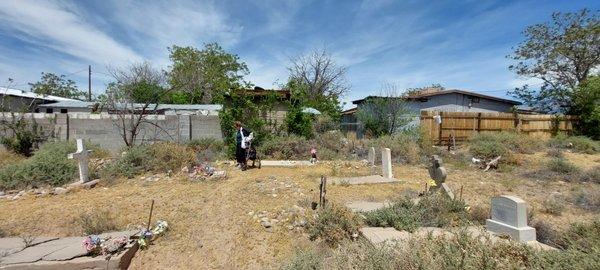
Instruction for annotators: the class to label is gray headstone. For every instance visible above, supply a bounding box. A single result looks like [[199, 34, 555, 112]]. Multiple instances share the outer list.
[[68, 139, 91, 183], [486, 195, 536, 242], [381, 148, 392, 179], [367, 147, 376, 166], [428, 155, 447, 186]]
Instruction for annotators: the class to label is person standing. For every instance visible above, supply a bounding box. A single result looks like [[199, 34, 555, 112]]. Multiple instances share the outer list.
[[234, 121, 251, 170]]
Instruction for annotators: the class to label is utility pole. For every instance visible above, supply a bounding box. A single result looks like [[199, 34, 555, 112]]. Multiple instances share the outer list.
[[88, 65, 92, 101]]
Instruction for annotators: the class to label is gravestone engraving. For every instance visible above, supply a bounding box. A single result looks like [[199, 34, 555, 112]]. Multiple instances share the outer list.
[[68, 139, 91, 183], [381, 148, 392, 179], [486, 195, 536, 242]]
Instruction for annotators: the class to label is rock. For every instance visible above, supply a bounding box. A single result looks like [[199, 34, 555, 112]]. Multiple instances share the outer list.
[[181, 166, 189, 173], [260, 220, 272, 228], [0, 191, 4, 196], [53, 187, 68, 195]]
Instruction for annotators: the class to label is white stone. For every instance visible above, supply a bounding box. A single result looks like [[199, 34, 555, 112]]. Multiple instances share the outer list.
[[486, 195, 536, 242], [381, 148, 392, 179], [67, 139, 91, 183]]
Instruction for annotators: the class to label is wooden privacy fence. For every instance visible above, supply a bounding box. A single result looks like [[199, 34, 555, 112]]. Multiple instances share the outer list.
[[420, 111, 576, 144]]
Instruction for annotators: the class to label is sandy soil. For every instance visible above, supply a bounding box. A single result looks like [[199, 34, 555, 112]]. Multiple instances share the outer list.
[[0, 151, 598, 269]]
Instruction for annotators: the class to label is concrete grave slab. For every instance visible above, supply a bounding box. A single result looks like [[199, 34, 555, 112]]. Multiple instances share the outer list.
[[260, 160, 314, 167], [0, 237, 58, 258], [329, 175, 400, 185], [359, 227, 411, 244], [0, 230, 139, 269], [345, 201, 390, 212]]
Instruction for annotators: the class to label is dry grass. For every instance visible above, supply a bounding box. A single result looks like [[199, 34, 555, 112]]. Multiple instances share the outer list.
[[0, 149, 599, 269]]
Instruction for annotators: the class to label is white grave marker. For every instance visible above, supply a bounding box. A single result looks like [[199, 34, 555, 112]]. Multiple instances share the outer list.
[[381, 148, 393, 179], [486, 195, 536, 242], [68, 139, 91, 183]]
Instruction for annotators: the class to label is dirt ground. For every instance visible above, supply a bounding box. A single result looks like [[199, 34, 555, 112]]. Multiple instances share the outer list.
[[0, 149, 599, 269]]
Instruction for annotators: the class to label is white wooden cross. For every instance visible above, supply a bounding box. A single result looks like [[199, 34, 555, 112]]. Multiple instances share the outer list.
[[68, 139, 91, 183]]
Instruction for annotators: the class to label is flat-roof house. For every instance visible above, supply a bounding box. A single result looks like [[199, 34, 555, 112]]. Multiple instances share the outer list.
[[342, 88, 522, 137], [351, 89, 522, 113], [37, 101, 222, 115], [0, 87, 77, 112]]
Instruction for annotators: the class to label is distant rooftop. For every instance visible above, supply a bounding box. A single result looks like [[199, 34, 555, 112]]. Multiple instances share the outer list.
[[38, 101, 222, 111], [0, 87, 78, 102], [352, 89, 522, 105]]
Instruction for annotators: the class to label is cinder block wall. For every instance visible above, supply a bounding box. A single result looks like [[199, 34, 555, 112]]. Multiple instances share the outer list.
[[0, 113, 223, 151]]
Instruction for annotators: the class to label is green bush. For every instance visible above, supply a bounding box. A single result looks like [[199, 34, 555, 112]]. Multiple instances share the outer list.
[[469, 139, 508, 159], [368, 131, 423, 164], [0, 141, 76, 189], [306, 204, 362, 247], [579, 166, 600, 183], [548, 134, 600, 154], [281, 248, 324, 270], [101, 142, 196, 179], [364, 193, 469, 232], [547, 158, 579, 174], [470, 132, 543, 154], [0, 141, 108, 189]]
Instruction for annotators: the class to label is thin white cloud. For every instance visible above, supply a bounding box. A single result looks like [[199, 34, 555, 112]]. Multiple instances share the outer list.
[[0, 0, 143, 67]]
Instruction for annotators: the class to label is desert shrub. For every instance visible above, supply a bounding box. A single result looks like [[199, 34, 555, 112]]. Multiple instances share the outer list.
[[363, 197, 421, 232], [282, 248, 324, 270], [531, 219, 560, 246], [76, 210, 119, 235], [470, 132, 543, 154], [368, 131, 422, 164], [542, 196, 565, 215], [0, 149, 25, 168], [469, 139, 509, 159], [547, 158, 579, 174], [0, 141, 77, 189], [364, 193, 469, 232], [260, 135, 312, 160], [548, 134, 600, 154], [578, 166, 600, 183], [188, 138, 224, 153], [468, 205, 489, 225], [570, 189, 600, 212], [101, 142, 196, 179], [546, 148, 564, 158], [306, 204, 362, 247]]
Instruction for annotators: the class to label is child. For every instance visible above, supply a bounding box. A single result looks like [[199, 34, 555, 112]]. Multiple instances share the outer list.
[[310, 147, 318, 164]]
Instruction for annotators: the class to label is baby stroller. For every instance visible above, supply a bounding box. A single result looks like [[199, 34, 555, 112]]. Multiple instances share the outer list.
[[244, 134, 261, 169]]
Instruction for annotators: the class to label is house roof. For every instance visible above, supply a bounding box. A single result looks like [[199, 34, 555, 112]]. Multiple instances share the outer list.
[[352, 89, 522, 105], [0, 87, 78, 102], [341, 107, 357, 115]]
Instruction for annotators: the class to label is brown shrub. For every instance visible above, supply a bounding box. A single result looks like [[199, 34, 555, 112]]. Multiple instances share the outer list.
[[76, 210, 119, 235]]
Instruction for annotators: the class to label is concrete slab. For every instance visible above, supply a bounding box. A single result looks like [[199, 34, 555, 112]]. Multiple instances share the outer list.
[[0, 237, 58, 257], [330, 175, 400, 185], [359, 227, 411, 244], [260, 160, 314, 167], [345, 201, 390, 212], [0, 230, 139, 268]]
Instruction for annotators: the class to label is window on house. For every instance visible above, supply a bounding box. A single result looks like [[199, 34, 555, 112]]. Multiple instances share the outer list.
[[45, 108, 53, 113], [60, 109, 68, 113]]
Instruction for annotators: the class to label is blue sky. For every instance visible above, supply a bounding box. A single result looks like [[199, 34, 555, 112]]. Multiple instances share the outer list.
[[0, 0, 597, 108]]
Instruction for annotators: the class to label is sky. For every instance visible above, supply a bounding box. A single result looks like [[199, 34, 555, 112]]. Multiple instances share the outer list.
[[0, 0, 597, 109]]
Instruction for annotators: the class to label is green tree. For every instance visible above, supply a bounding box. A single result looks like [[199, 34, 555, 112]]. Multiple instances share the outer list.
[[571, 76, 600, 139], [508, 9, 600, 112], [168, 43, 250, 104], [29, 72, 85, 99], [285, 105, 313, 138], [356, 85, 413, 137]]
